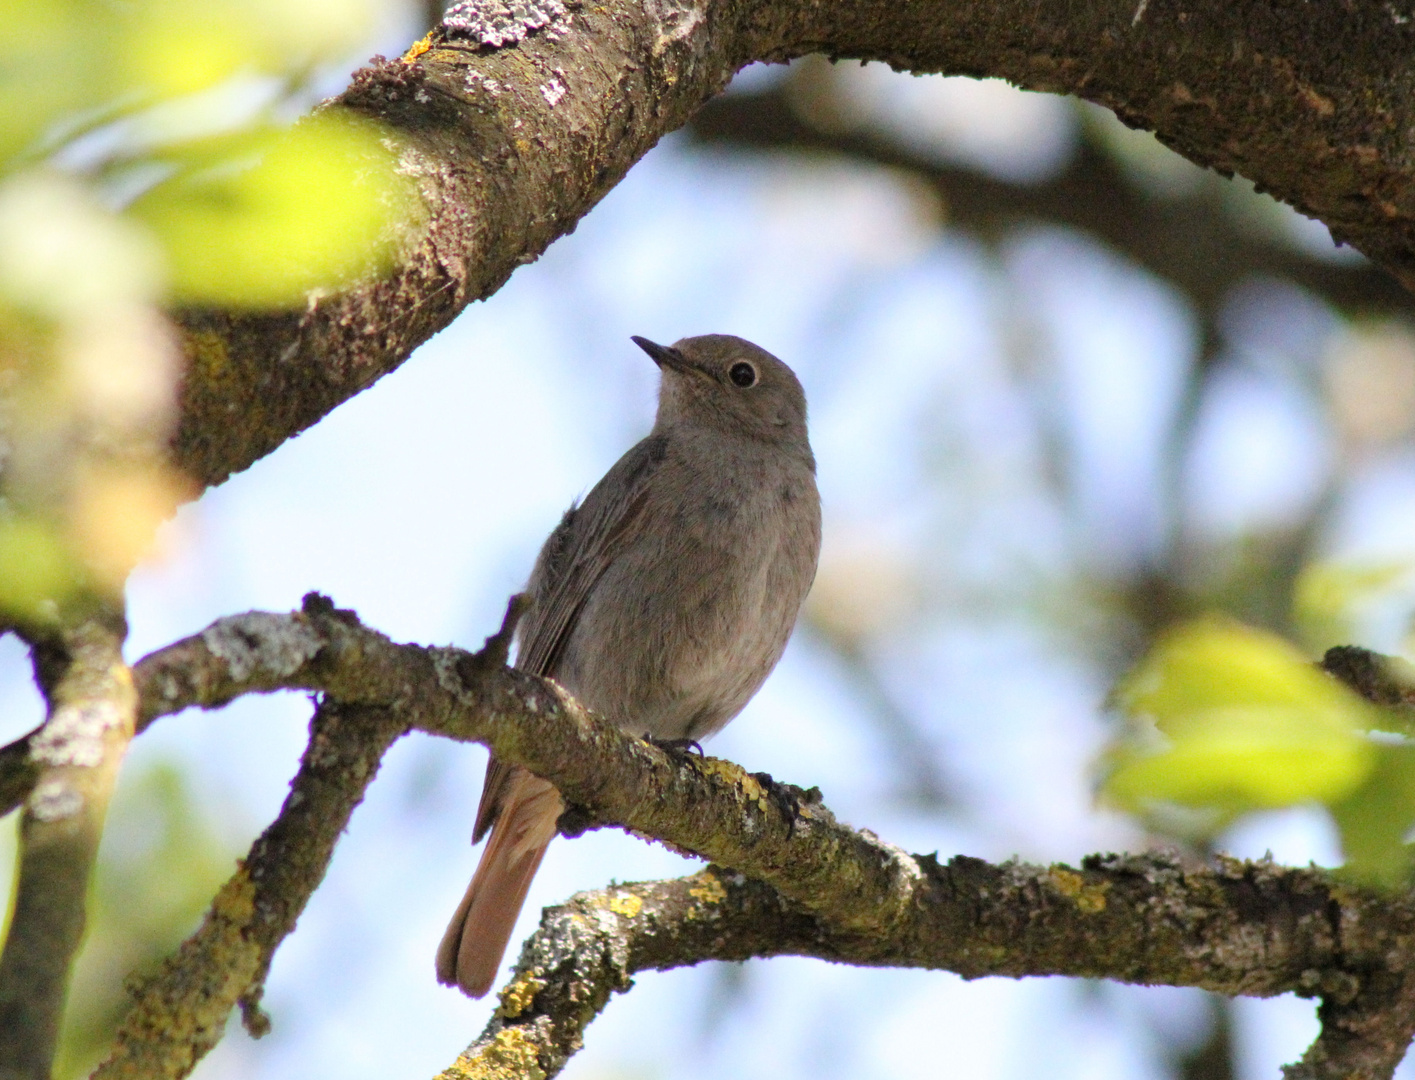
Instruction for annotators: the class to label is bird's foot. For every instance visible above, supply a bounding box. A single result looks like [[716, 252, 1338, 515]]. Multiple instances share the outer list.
[[557, 800, 600, 839], [643, 734, 705, 757]]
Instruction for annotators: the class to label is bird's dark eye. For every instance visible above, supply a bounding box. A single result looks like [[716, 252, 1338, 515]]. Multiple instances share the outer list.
[[729, 362, 757, 388]]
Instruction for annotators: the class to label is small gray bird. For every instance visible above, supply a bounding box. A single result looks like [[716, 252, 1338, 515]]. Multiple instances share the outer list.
[[436, 333, 821, 998]]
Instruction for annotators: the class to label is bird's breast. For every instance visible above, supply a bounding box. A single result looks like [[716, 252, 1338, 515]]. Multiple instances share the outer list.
[[558, 443, 820, 742]]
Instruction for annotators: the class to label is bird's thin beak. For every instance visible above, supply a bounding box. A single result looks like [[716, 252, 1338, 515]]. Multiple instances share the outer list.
[[631, 336, 693, 374]]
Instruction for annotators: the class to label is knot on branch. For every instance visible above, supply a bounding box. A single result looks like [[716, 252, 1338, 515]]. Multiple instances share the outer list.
[[202, 612, 324, 683]]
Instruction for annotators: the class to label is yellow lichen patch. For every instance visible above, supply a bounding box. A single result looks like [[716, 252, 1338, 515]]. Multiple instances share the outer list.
[[699, 758, 771, 814], [439, 1026, 547, 1080], [97, 868, 263, 1077], [1076, 884, 1109, 913], [403, 31, 433, 62], [496, 975, 545, 1020], [1047, 867, 1109, 914], [688, 871, 727, 905], [211, 864, 256, 924], [608, 892, 642, 918], [185, 330, 228, 382]]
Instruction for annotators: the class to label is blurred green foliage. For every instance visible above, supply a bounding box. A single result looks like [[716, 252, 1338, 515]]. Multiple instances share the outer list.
[[0, 762, 239, 1079], [1, 0, 411, 306], [133, 116, 409, 306], [1106, 618, 1376, 813], [0, 0, 407, 1057], [1294, 561, 1415, 657], [0, 516, 82, 620], [0, 0, 414, 617], [1106, 616, 1415, 886]]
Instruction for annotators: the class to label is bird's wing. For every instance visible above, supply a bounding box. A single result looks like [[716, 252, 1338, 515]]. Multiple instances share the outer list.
[[473, 432, 669, 841]]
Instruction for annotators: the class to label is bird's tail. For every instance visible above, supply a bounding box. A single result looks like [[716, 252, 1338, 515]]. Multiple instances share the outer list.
[[436, 767, 564, 998]]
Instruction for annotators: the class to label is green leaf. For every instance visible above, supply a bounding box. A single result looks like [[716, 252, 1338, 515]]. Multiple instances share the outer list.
[[1104, 617, 1377, 814], [115, 0, 376, 97], [0, 515, 82, 619], [130, 112, 413, 307], [1331, 743, 1415, 888], [0, 0, 118, 164]]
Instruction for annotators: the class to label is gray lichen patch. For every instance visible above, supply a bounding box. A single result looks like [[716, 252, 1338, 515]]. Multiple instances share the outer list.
[[202, 612, 323, 682], [30, 701, 124, 767], [644, 0, 708, 56], [443, 0, 573, 48], [28, 778, 84, 822]]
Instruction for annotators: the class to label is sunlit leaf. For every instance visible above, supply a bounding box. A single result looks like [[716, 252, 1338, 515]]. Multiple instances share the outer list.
[[0, 172, 166, 317], [1104, 617, 1377, 813], [1331, 743, 1415, 888], [131, 113, 411, 307], [116, 0, 375, 98], [116, 0, 263, 100], [0, 0, 116, 164], [69, 462, 194, 590], [0, 515, 81, 619]]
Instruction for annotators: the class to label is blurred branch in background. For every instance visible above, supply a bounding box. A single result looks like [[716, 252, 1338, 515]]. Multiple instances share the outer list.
[[689, 61, 1415, 337], [95, 700, 406, 1080], [53, 761, 239, 1079]]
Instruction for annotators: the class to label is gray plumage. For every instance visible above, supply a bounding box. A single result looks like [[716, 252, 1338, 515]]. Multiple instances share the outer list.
[[437, 333, 821, 997]]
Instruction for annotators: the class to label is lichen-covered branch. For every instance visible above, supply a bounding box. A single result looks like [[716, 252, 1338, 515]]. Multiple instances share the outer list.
[[0, 615, 134, 1080], [448, 852, 1412, 1080], [0, 598, 1400, 1080], [1285, 974, 1415, 1080], [172, 0, 1415, 492], [441, 868, 834, 1080], [92, 698, 407, 1080]]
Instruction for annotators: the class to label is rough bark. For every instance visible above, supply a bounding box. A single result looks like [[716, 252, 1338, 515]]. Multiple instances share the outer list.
[[1, 599, 1405, 1079], [448, 857, 1405, 1080], [171, 0, 1415, 491]]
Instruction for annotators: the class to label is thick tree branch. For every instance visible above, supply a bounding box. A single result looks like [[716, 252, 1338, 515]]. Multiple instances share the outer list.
[[446, 853, 1410, 1080], [1286, 975, 1415, 1080], [0, 616, 134, 1080], [441, 869, 841, 1080], [172, 0, 1415, 492], [0, 598, 1394, 1079]]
